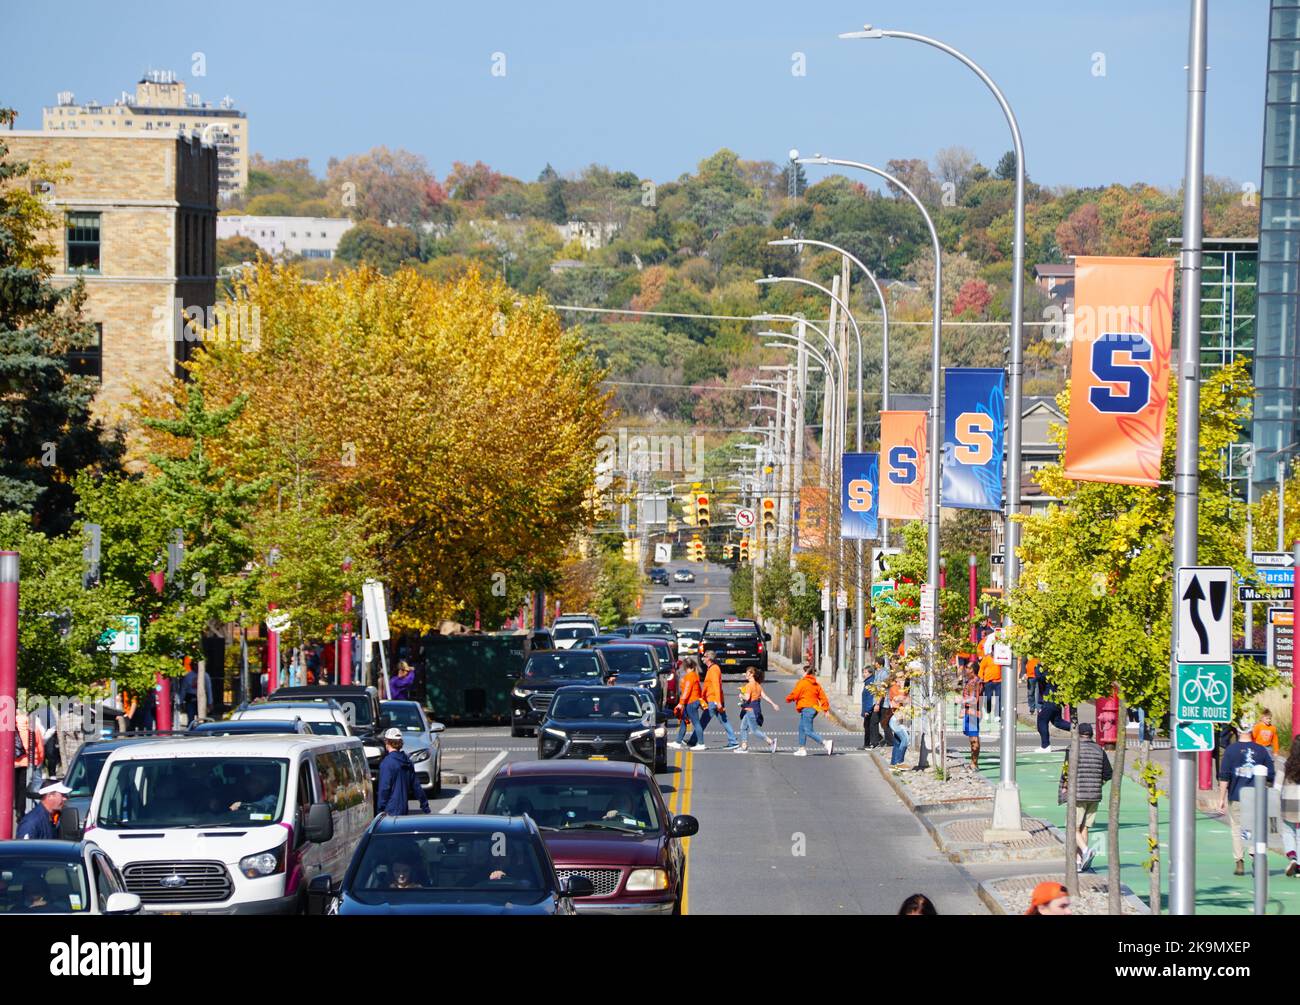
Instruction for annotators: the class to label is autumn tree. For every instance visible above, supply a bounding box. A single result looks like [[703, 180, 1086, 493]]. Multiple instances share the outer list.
[[326, 147, 439, 224]]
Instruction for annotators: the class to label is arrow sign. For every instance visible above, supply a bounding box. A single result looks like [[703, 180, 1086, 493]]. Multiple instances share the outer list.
[[1176, 567, 1233, 664], [1252, 551, 1295, 568], [1175, 721, 1214, 753]]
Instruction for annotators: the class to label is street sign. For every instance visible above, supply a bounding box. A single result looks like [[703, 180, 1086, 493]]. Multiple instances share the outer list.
[[1252, 551, 1295, 568], [1174, 720, 1215, 753], [1255, 567, 1294, 587], [100, 615, 140, 654], [265, 610, 292, 634], [870, 580, 898, 607], [362, 579, 391, 642], [1239, 585, 1292, 603], [990, 554, 1005, 566], [870, 547, 901, 582], [820, 585, 831, 612], [1175, 663, 1233, 723], [654, 542, 672, 564], [993, 642, 1012, 667], [735, 508, 756, 529], [836, 589, 848, 611], [1268, 614, 1293, 674], [1176, 567, 1233, 664]]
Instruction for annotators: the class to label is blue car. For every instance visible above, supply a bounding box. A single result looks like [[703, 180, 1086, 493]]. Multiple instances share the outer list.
[[310, 814, 591, 915]]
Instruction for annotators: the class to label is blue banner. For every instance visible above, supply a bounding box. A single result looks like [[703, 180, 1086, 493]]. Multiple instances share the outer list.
[[942, 368, 1005, 511], [841, 452, 880, 539]]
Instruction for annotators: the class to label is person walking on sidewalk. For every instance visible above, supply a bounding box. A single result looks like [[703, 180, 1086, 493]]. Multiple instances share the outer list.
[[785, 667, 833, 756], [860, 665, 877, 749], [1252, 710, 1281, 755], [1217, 720, 1275, 875], [1278, 739, 1300, 878], [888, 674, 912, 768], [698, 651, 739, 749], [867, 658, 889, 748], [1060, 722, 1112, 872], [960, 664, 984, 770], [1035, 664, 1071, 753], [736, 667, 779, 754], [669, 656, 707, 750], [1025, 657, 1041, 715]]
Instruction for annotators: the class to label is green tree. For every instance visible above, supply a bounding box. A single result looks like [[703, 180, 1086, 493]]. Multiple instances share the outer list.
[[216, 235, 262, 269], [335, 221, 420, 272]]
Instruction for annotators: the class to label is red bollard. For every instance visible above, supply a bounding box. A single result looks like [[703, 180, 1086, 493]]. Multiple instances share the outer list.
[[0, 552, 19, 839], [149, 571, 173, 731], [267, 603, 280, 693], [968, 554, 978, 644], [340, 592, 353, 686]]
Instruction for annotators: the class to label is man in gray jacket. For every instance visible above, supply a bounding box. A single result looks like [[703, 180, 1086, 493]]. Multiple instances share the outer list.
[[1063, 722, 1113, 872]]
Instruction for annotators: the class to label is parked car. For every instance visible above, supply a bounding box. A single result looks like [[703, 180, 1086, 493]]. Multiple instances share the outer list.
[[189, 719, 314, 736], [379, 700, 445, 797], [594, 643, 664, 707], [672, 569, 696, 583], [675, 629, 702, 657], [309, 813, 590, 916], [648, 567, 670, 586], [660, 595, 691, 617], [85, 735, 372, 914], [0, 840, 141, 915], [536, 685, 661, 768], [479, 760, 697, 914], [700, 617, 770, 675], [509, 649, 609, 738]]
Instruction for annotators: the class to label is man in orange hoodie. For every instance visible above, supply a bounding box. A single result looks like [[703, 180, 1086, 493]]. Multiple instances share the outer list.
[[698, 652, 739, 749], [786, 668, 833, 756], [669, 657, 707, 750]]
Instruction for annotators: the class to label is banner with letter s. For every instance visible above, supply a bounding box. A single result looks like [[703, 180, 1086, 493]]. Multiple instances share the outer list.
[[941, 368, 1005, 511], [841, 453, 880, 540], [1063, 256, 1175, 486], [879, 410, 927, 521]]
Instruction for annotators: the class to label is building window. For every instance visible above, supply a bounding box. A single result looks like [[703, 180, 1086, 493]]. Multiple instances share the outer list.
[[67, 323, 103, 380], [66, 212, 101, 273]]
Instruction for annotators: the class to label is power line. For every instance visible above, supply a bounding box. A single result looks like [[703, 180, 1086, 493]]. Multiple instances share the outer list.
[[550, 302, 1063, 328]]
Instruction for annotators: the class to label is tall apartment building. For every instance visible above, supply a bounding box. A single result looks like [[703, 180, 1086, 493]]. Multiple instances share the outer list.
[[42, 70, 248, 198], [3, 130, 220, 420]]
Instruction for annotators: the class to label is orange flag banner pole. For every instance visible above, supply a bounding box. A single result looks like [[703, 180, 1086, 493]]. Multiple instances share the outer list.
[[879, 410, 927, 520]]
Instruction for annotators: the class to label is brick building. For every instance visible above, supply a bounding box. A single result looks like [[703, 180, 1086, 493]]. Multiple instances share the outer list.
[[3, 130, 219, 420]]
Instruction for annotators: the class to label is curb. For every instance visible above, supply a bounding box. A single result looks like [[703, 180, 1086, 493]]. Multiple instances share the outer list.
[[978, 875, 1151, 916], [867, 747, 992, 816]]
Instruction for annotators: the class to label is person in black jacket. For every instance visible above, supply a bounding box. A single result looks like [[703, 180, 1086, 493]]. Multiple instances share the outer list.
[[1061, 723, 1112, 871], [1035, 664, 1072, 753], [376, 728, 430, 816]]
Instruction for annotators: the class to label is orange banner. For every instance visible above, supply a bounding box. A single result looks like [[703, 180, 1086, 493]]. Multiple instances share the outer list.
[[1062, 256, 1175, 486], [879, 410, 927, 520], [797, 486, 828, 550]]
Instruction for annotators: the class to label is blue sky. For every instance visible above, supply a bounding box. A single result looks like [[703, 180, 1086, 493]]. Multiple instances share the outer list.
[[2, 0, 1269, 191]]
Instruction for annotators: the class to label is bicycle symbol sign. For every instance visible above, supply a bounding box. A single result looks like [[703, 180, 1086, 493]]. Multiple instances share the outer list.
[[1175, 663, 1233, 723]]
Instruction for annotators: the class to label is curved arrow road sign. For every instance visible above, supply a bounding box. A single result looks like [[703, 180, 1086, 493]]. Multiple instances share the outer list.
[[1176, 567, 1232, 664]]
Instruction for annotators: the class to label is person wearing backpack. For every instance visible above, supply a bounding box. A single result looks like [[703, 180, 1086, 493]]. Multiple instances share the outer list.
[[786, 668, 833, 757], [736, 667, 779, 754]]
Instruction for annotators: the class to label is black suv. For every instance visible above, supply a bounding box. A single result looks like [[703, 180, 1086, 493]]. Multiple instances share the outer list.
[[537, 685, 662, 768], [699, 618, 770, 674], [510, 649, 609, 737], [649, 567, 670, 586]]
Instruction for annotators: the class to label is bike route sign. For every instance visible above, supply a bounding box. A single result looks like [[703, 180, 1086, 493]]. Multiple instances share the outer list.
[[1175, 662, 1233, 723]]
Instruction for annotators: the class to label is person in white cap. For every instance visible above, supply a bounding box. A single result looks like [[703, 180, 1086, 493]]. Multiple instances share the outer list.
[[16, 779, 71, 840], [377, 727, 430, 816]]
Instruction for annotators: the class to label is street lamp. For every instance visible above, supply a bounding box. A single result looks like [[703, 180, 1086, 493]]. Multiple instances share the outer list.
[[839, 20, 1030, 837]]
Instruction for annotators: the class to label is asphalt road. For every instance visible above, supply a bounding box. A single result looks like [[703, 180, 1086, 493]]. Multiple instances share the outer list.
[[429, 562, 986, 915]]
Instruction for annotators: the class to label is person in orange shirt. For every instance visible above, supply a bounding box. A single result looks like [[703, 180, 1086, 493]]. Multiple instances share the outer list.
[[669, 656, 707, 750], [698, 652, 739, 748], [1025, 657, 1041, 714], [980, 654, 1002, 720], [1253, 710, 1281, 755], [737, 667, 780, 753], [785, 667, 833, 756]]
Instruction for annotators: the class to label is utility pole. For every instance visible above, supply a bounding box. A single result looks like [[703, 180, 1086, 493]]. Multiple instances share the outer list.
[[0, 552, 17, 839]]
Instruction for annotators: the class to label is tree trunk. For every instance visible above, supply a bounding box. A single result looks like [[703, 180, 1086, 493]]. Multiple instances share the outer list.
[[1064, 710, 1080, 898], [1107, 695, 1127, 915], [1145, 738, 1161, 915], [197, 659, 208, 721]]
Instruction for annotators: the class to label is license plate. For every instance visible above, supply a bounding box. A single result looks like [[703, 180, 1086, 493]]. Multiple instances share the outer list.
[[726, 658, 737, 664]]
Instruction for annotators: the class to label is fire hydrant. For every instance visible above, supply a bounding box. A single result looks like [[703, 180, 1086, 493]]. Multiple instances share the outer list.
[[1095, 688, 1120, 747]]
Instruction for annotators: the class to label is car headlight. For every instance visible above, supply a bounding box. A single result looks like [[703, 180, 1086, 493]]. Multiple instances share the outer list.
[[625, 868, 669, 892], [409, 747, 430, 763], [543, 727, 568, 739], [239, 844, 286, 879], [654, 726, 667, 738], [630, 728, 652, 739], [512, 687, 532, 698]]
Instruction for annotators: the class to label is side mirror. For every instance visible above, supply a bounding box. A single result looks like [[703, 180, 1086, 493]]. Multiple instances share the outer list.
[[304, 802, 334, 844], [430, 721, 446, 733], [670, 814, 699, 838], [58, 807, 82, 841], [103, 892, 143, 915], [306, 874, 334, 916], [764, 632, 772, 642], [562, 874, 595, 898]]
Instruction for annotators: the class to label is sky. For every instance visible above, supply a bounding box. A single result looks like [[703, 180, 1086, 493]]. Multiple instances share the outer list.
[[1, 0, 1270, 192]]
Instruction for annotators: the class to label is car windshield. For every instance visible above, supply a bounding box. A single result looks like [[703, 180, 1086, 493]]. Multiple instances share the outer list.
[[0, 858, 90, 913], [523, 653, 603, 680], [382, 704, 425, 732], [483, 778, 662, 834], [553, 626, 595, 641], [351, 832, 545, 899], [194, 722, 303, 735], [662, 596, 684, 604], [95, 757, 288, 829], [678, 631, 701, 641], [550, 690, 646, 720], [597, 649, 655, 675], [632, 623, 673, 636], [306, 721, 346, 736], [65, 749, 111, 798]]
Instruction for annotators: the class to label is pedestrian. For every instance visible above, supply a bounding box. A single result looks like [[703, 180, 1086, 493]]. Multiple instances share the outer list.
[[1059, 722, 1113, 872], [866, 658, 889, 748], [390, 660, 418, 702], [888, 674, 911, 768], [16, 779, 71, 840], [897, 893, 937, 915], [1025, 657, 1041, 714], [785, 667, 833, 756], [879, 663, 896, 749], [1252, 709, 1281, 755], [1217, 718, 1275, 875], [1278, 739, 1300, 878], [980, 652, 1002, 721], [377, 727, 431, 816], [960, 663, 984, 770], [669, 656, 707, 750], [180, 661, 211, 724], [13, 706, 45, 814], [1024, 881, 1071, 916], [698, 651, 739, 749], [860, 665, 876, 749], [736, 667, 779, 753], [1035, 664, 1071, 753]]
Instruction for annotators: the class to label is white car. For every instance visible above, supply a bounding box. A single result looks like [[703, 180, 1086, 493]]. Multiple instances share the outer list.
[[660, 595, 690, 617], [552, 624, 597, 650], [676, 629, 702, 655], [233, 701, 353, 738]]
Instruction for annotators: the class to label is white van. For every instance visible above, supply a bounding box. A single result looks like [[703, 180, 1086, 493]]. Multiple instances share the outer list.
[[83, 735, 373, 914]]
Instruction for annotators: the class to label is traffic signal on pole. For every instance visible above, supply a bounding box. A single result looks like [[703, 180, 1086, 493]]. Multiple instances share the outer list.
[[622, 539, 635, 562], [761, 497, 776, 538], [739, 536, 750, 562], [695, 494, 710, 528], [682, 499, 696, 526]]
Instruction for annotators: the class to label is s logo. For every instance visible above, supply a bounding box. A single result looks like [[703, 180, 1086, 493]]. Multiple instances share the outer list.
[[954, 412, 994, 465], [887, 446, 918, 484], [1088, 333, 1152, 414], [847, 478, 874, 513]]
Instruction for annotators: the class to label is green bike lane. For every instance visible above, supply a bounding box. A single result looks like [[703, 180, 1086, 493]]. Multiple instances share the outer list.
[[971, 724, 1300, 915]]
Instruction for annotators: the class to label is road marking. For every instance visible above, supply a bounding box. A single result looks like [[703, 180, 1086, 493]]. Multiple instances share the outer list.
[[678, 745, 694, 915], [439, 749, 507, 814]]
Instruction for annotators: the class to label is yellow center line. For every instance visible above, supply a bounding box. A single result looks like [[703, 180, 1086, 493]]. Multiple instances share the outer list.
[[680, 745, 694, 915]]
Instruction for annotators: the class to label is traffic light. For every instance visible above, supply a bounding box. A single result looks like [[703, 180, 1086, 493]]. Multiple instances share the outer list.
[[622, 539, 635, 562], [761, 497, 776, 538], [739, 536, 750, 562], [682, 499, 696, 526], [688, 537, 704, 562], [695, 494, 710, 528], [723, 543, 735, 561]]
